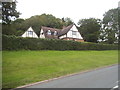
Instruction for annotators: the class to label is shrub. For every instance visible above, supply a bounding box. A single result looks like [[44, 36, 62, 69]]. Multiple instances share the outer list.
[[2, 35, 118, 50]]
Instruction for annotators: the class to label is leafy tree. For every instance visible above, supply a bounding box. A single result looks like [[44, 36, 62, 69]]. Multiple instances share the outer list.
[[18, 14, 73, 36], [19, 14, 64, 36], [99, 8, 119, 44], [11, 18, 25, 35], [62, 17, 73, 26], [78, 18, 101, 43], [118, 7, 120, 45], [2, 1, 20, 24], [2, 1, 20, 35], [12, 18, 24, 24], [2, 24, 16, 35]]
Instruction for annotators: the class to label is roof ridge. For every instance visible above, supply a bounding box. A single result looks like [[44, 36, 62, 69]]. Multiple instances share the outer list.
[[41, 26, 61, 31]]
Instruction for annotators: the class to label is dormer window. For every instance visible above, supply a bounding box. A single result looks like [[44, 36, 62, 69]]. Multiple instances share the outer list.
[[47, 30, 51, 35], [54, 31, 57, 35]]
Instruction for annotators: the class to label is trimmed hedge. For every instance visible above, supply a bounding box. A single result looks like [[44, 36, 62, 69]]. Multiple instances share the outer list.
[[2, 35, 118, 50]]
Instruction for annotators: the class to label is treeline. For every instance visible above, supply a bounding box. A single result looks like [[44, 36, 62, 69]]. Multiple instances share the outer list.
[[2, 14, 73, 36], [1, 2, 119, 44]]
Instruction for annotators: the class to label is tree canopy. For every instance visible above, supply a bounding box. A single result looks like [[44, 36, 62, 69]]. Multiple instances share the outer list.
[[2, 1, 20, 24], [10, 14, 73, 36], [2, 1, 20, 35], [78, 18, 101, 43], [99, 8, 119, 44], [62, 17, 73, 26]]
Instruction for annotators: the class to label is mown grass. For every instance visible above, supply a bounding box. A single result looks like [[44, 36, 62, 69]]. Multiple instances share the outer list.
[[3, 50, 118, 88]]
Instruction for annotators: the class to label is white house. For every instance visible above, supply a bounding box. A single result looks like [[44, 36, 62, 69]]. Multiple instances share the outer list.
[[59, 24, 84, 42], [21, 27, 38, 38], [39, 24, 84, 42]]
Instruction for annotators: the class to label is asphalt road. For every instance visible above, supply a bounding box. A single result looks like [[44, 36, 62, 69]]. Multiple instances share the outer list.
[[26, 65, 118, 88]]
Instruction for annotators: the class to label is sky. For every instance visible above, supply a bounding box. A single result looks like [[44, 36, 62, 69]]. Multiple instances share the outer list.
[[16, 0, 119, 24]]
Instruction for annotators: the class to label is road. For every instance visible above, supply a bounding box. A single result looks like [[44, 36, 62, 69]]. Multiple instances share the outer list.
[[26, 65, 118, 88]]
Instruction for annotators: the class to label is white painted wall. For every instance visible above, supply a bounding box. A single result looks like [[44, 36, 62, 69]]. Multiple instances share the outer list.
[[40, 29, 45, 38], [22, 27, 38, 38], [66, 30, 72, 38], [67, 25, 83, 39], [39, 25, 83, 40], [60, 25, 83, 39], [59, 34, 66, 39]]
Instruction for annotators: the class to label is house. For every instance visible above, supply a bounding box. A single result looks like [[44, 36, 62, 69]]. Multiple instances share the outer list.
[[40, 26, 61, 39], [39, 24, 84, 42], [21, 27, 38, 38]]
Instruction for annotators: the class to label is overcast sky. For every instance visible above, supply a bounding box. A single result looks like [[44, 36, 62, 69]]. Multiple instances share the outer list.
[[16, 0, 119, 24]]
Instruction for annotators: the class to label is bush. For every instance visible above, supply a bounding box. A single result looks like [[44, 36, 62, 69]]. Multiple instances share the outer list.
[[2, 35, 118, 50]]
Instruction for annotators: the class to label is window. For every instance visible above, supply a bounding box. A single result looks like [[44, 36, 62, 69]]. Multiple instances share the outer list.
[[72, 31, 76, 35], [54, 31, 57, 35], [28, 31, 33, 35], [47, 30, 51, 35]]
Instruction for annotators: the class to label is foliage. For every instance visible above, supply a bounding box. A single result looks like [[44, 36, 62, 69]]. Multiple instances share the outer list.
[[62, 17, 73, 26], [2, 35, 118, 51], [11, 18, 25, 35], [99, 8, 119, 44], [9, 14, 73, 36], [2, 2, 20, 24], [2, 24, 17, 35], [2, 1, 20, 36], [118, 7, 120, 46], [78, 18, 101, 43]]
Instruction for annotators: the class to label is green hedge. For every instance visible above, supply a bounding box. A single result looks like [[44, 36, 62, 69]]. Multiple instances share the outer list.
[[2, 35, 118, 50]]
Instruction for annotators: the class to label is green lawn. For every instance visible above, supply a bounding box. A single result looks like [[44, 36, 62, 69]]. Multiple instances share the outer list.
[[3, 50, 118, 88]]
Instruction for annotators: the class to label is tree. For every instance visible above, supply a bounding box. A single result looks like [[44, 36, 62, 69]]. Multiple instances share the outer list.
[[62, 17, 73, 26], [78, 18, 101, 43], [99, 8, 119, 44], [2, 1, 20, 24], [16, 14, 64, 36], [118, 7, 120, 45], [11, 18, 25, 35], [4, 13, 74, 36], [2, 1, 20, 35]]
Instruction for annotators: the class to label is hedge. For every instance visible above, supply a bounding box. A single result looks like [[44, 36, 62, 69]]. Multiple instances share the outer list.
[[2, 35, 118, 50]]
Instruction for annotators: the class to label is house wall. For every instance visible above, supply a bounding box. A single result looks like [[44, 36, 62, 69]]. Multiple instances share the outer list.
[[66, 25, 83, 39], [59, 25, 84, 42], [22, 31, 38, 38], [59, 34, 67, 39], [40, 29, 45, 38], [39, 25, 84, 42], [22, 27, 38, 38]]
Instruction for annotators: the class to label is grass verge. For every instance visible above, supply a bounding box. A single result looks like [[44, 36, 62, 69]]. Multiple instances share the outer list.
[[3, 50, 118, 88]]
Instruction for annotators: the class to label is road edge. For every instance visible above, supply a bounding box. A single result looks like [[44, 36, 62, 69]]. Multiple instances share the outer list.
[[14, 63, 118, 89]]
